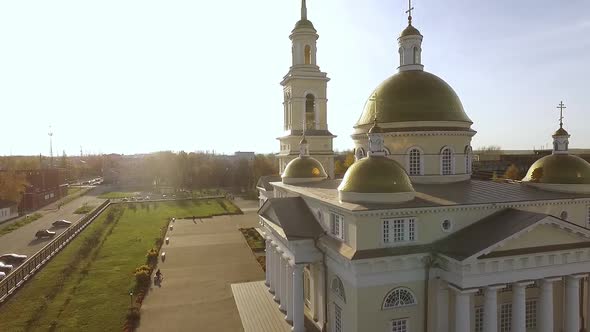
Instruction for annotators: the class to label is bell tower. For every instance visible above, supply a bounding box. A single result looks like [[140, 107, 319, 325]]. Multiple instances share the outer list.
[[278, 0, 335, 178]]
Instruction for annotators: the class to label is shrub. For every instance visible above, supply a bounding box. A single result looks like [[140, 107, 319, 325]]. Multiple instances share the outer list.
[[146, 248, 159, 266], [134, 269, 151, 289], [126, 307, 141, 328]]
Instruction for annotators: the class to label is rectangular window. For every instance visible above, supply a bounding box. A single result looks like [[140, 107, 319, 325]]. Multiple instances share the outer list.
[[383, 220, 390, 243], [391, 318, 408, 332], [474, 306, 484, 332], [383, 218, 417, 244], [334, 303, 342, 332], [500, 303, 512, 332], [526, 299, 537, 329], [330, 213, 344, 240]]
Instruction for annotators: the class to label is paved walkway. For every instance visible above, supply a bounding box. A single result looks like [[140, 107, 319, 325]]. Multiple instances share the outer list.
[[137, 210, 264, 332], [232, 281, 291, 332]]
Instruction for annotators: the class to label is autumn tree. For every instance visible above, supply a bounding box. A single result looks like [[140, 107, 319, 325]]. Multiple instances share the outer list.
[[0, 171, 28, 203], [504, 164, 520, 180]]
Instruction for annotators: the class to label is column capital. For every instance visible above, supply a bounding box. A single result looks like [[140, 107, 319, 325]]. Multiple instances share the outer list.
[[513, 280, 535, 288], [542, 276, 562, 283], [567, 273, 587, 280], [484, 284, 507, 291]]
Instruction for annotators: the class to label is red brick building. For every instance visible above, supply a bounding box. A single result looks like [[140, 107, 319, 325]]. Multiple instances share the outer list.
[[14, 168, 67, 211]]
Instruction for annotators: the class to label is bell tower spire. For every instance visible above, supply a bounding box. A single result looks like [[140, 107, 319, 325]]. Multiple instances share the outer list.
[[398, 0, 424, 72], [552, 101, 570, 154], [277, 0, 335, 178], [301, 0, 307, 20]]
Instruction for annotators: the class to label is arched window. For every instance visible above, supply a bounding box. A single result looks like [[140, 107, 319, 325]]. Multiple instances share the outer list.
[[383, 147, 391, 156], [305, 94, 315, 130], [304, 45, 312, 65], [355, 147, 365, 160], [382, 287, 416, 309], [441, 147, 453, 175], [304, 269, 311, 306], [408, 148, 422, 175], [464, 146, 472, 174], [413, 47, 419, 63], [399, 47, 404, 64], [331, 277, 346, 302]]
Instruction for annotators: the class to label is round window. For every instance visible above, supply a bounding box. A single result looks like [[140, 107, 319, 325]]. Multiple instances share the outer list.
[[560, 211, 568, 220], [441, 219, 452, 232]]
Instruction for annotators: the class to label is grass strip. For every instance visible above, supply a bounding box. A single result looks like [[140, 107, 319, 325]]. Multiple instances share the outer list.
[[0, 213, 43, 236]]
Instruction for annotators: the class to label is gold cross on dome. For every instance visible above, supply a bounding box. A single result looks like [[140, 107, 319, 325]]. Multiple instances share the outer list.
[[556, 101, 566, 128], [405, 0, 414, 24]]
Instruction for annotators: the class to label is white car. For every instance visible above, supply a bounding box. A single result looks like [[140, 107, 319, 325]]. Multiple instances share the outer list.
[[0, 272, 5, 280], [52, 220, 72, 227], [0, 262, 13, 274]]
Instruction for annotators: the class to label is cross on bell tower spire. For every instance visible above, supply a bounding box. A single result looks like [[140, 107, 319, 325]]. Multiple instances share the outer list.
[[557, 100, 566, 128], [405, 0, 414, 25]]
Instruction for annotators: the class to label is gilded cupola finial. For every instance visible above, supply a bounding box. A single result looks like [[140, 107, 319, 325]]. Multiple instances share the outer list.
[[301, 0, 308, 20], [557, 100, 566, 129], [405, 0, 414, 25]]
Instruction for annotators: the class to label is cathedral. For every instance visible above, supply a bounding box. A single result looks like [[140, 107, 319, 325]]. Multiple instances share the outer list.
[[257, 2, 590, 332]]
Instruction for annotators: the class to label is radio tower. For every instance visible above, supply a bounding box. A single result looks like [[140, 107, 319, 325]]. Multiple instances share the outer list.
[[49, 126, 54, 168]]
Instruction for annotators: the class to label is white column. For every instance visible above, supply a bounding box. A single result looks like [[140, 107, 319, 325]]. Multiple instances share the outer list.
[[285, 262, 293, 323], [483, 286, 500, 332], [511, 283, 527, 332], [279, 255, 287, 311], [539, 278, 558, 332], [453, 290, 471, 332], [292, 264, 305, 332], [274, 248, 283, 302], [268, 244, 276, 293], [586, 278, 590, 332], [316, 263, 326, 327], [264, 239, 271, 287], [436, 282, 449, 332], [565, 275, 582, 332]]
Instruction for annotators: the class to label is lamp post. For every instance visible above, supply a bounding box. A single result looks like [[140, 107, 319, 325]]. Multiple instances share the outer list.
[[129, 291, 134, 308]]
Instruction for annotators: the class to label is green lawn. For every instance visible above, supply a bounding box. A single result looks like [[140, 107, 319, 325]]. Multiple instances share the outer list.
[[98, 191, 140, 199], [73, 204, 95, 214], [0, 213, 43, 236], [0, 199, 239, 332], [66, 187, 82, 196]]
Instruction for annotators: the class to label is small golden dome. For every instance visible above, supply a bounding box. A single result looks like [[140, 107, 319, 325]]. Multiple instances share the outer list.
[[282, 156, 327, 183], [400, 24, 421, 38], [522, 154, 590, 184], [338, 156, 414, 193], [553, 127, 569, 136]]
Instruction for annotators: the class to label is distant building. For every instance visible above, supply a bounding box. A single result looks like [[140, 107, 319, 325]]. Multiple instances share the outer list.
[[0, 200, 18, 223], [234, 151, 256, 162], [14, 168, 67, 211]]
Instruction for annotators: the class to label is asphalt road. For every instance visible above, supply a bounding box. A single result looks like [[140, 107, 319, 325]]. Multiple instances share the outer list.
[[0, 185, 112, 258]]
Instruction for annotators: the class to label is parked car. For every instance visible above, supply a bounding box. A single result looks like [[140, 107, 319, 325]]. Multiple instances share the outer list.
[[0, 262, 13, 274], [52, 220, 72, 227], [35, 230, 56, 239], [0, 272, 5, 280], [0, 253, 27, 265]]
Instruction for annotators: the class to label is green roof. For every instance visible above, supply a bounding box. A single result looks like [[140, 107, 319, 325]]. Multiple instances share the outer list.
[[338, 156, 414, 193], [522, 154, 590, 184], [355, 70, 472, 128]]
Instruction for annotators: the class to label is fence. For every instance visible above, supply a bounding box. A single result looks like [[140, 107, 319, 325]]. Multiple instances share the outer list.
[[0, 199, 111, 304]]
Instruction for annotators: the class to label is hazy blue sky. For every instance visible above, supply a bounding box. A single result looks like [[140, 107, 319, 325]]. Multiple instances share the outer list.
[[1, 0, 589, 156]]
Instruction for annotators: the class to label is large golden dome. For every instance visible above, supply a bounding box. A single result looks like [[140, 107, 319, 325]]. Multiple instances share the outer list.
[[355, 70, 472, 129], [282, 156, 327, 183], [338, 156, 414, 193], [522, 154, 590, 184]]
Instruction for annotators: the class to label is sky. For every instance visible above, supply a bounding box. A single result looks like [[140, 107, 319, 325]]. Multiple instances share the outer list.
[[1, 0, 589, 156]]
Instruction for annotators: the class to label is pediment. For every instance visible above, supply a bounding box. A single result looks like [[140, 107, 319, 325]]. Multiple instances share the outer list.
[[477, 217, 590, 259]]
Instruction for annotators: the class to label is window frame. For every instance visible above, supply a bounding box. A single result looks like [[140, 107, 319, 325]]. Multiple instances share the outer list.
[[330, 212, 344, 241], [500, 303, 512, 332], [391, 318, 409, 332], [331, 276, 346, 303], [382, 217, 417, 246], [440, 146, 454, 175], [587, 204, 590, 227], [464, 145, 473, 174], [525, 299, 537, 329], [474, 306, 484, 332], [407, 147, 424, 176], [382, 287, 417, 310], [334, 303, 342, 332]]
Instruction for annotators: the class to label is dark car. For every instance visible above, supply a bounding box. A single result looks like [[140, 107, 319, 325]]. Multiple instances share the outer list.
[[0, 254, 27, 265], [52, 220, 72, 227], [35, 230, 56, 239]]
